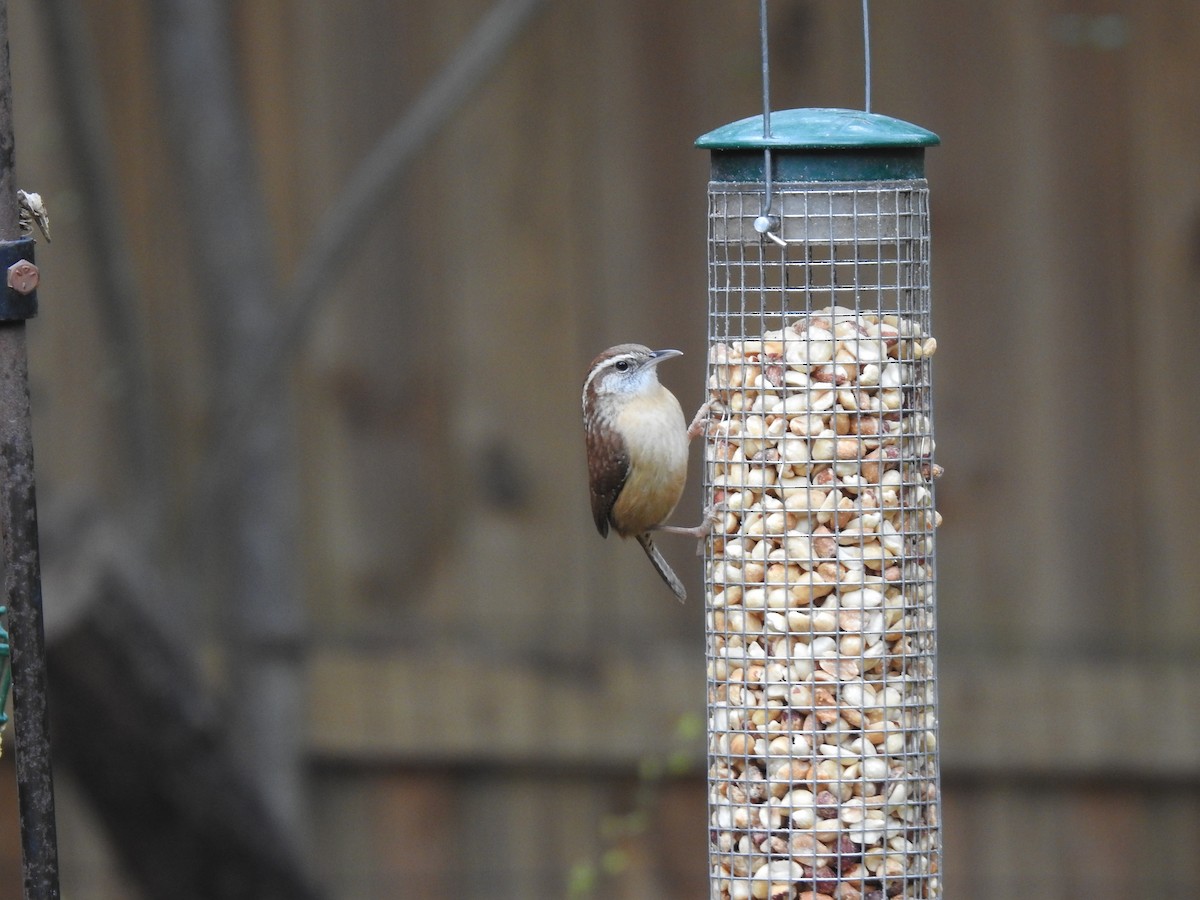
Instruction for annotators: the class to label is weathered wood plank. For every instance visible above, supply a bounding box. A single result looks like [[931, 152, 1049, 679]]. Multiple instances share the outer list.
[[938, 656, 1200, 778], [310, 649, 1200, 778], [1124, 3, 1200, 655], [312, 771, 457, 899], [308, 648, 702, 766]]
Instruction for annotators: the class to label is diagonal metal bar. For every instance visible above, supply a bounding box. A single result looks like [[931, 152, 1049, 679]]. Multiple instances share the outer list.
[[195, 0, 549, 502]]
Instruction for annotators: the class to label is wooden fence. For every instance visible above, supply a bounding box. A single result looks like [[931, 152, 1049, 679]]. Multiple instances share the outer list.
[[0, 1, 1197, 897]]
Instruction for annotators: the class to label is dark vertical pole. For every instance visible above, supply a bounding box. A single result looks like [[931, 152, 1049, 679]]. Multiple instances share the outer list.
[[0, 4, 62, 898]]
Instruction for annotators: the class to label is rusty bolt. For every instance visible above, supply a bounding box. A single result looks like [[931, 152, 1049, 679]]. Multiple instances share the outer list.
[[7, 260, 38, 295]]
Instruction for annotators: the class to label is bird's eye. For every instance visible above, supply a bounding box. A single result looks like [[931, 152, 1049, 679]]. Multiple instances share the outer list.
[[614, 360, 630, 372]]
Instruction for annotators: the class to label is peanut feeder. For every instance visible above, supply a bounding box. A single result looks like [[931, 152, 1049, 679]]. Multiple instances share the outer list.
[[696, 108, 942, 900]]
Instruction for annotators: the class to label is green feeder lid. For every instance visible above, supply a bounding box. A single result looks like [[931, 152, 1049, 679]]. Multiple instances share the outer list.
[[697, 108, 940, 182], [696, 107, 940, 149]]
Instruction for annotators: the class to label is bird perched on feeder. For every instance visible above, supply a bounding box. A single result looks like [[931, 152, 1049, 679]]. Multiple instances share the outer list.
[[582, 344, 712, 602]]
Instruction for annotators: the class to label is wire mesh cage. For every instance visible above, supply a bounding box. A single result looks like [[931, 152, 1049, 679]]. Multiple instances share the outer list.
[[697, 108, 942, 900]]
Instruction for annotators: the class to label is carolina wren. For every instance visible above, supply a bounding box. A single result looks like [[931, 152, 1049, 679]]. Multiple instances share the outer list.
[[582, 344, 710, 602]]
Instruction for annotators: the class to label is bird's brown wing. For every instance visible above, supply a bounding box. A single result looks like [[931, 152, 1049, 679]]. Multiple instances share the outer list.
[[586, 423, 629, 538]]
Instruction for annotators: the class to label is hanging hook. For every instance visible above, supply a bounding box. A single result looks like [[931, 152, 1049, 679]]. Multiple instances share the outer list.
[[754, 217, 787, 247]]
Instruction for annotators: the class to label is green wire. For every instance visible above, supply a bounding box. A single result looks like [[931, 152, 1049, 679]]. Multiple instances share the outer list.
[[0, 605, 10, 727]]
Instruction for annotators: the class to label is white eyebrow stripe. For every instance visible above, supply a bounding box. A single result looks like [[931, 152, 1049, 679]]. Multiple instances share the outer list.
[[582, 352, 641, 406]]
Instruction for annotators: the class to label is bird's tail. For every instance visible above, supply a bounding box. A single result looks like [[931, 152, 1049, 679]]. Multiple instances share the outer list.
[[637, 533, 687, 603]]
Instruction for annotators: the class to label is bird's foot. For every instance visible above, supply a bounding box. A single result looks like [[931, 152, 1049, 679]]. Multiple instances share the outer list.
[[687, 400, 715, 442], [654, 505, 721, 554]]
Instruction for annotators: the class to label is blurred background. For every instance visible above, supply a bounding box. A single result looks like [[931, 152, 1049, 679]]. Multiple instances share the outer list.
[[0, 0, 1195, 898]]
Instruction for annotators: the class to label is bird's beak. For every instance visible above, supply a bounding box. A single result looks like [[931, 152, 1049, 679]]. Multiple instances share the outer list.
[[646, 348, 683, 367]]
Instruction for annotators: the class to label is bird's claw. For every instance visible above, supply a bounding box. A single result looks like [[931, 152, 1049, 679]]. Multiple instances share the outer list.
[[694, 504, 722, 555], [687, 400, 714, 442]]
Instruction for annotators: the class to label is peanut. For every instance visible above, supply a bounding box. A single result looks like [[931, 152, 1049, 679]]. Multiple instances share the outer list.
[[706, 308, 941, 899]]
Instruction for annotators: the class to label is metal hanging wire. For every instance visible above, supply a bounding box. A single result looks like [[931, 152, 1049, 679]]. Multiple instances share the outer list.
[[754, 0, 875, 247], [753, 0, 785, 245], [862, 0, 872, 113]]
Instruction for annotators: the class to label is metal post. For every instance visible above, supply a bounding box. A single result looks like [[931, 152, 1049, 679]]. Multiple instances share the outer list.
[[0, 4, 62, 898]]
